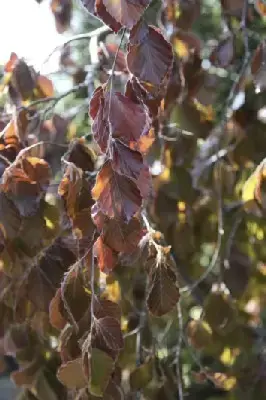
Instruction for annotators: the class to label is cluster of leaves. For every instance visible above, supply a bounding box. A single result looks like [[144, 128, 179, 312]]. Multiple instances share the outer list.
[[3, 0, 266, 399]]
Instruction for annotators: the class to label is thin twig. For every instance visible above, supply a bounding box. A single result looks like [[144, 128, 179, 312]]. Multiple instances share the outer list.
[[42, 25, 111, 66], [176, 302, 184, 400], [106, 28, 126, 155], [17, 83, 87, 112], [90, 247, 95, 320]]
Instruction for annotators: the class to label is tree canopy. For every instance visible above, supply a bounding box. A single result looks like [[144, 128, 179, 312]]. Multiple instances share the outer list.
[[1, 0, 266, 399]]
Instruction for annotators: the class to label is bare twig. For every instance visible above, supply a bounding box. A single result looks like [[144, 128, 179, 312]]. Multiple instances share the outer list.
[[18, 82, 87, 112], [106, 28, 126, 155], [42, 25, 111, 66], [176, 302, 184, 400], [90, 247, 95, 320]]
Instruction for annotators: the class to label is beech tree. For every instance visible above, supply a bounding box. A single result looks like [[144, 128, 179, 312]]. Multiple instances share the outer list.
[[2, 0, 266, 399]]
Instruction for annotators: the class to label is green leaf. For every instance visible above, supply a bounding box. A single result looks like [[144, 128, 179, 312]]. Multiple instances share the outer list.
[[130, 359, 153, 390], [89, 348, 114, 397]]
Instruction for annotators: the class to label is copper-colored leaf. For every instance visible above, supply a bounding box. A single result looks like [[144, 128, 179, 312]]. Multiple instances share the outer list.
[[58, 164, 83, 220], [2, 157, 51, 217], [92, 208, 145, 254], [82, 0, 122, 33], [111, 140, 151, 197], [90, 88, 151, 153], [92, 161, 142, 221], [94, 236, 118, 274], [127, 25, 173, 89], [36, 75, 54, 98], [94, 297, 121, 321], [93, 317, 124, 351], [101, 0, 151, 29]]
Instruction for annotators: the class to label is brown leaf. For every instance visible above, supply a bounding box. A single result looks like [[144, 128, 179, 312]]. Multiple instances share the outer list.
[[174, 0, 201, 30], [57, 358, 87, 389], [61, 268, 91, 326], [94, 297, 121, 321], [94, 236, 118, 274], [147, 255, 180, 316], [92, 161, 142, 221], [90, 88, 151, 153], [49, 288, 67, 330], [172, 31, 201, 61], [66, 138, 95, 172], [36, 75, 54, 98], [2, 157, 51, 217], [111, 140, 151, 198], [187, 320, 212, 350], [58, 164, 83, 220], [93, 317, 124, 351], [92, 208, 145, 254], [204, 289, 237, 334], [210, 36, 235, 68], [81, 0, 122, 33], [50, 0, 72, 33], [127, 25, 173, 89], [100, 0, 151, 29]]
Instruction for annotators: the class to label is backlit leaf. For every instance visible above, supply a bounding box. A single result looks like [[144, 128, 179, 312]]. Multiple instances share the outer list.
[[90, 88, 151, 153], [92, 160, 142, 221], [94, 236, 118, 274], [101, 0, 151, 29], [147, 254, 180, 316], [127, 25, 173, 89]]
